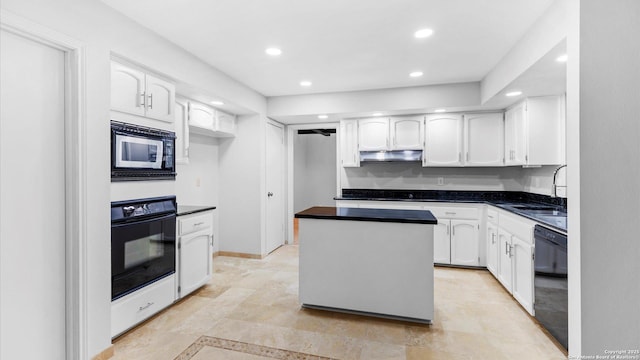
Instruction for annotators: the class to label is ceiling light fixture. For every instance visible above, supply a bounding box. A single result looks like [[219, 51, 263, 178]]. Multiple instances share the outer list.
[[506, 91, 522, 97], [318, 115, 328, 119], [265, 47, 282, 56], [434, 109, 446, 113], [372, 112, 383, 117], [556, 54, 568, 62], [410, 71, 423, 78], [211, 101, 225, 106], [300, 80, 312, 87], [414, 28, 434, 39]]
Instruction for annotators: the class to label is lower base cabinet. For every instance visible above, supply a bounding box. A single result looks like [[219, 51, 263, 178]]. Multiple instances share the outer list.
[[493, 209, 535, 315], [433, 219, 480, 266], [177, 210, 214, 299]]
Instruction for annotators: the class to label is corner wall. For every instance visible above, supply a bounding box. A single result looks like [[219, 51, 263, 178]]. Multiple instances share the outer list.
[[576, 0, 640, 355]]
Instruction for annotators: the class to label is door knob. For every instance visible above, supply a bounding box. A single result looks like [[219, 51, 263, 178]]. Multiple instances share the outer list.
[[267, 192, 273, 197]]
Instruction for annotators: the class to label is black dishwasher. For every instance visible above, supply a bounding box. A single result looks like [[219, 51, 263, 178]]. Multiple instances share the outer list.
[[534, 225, 568, 350]]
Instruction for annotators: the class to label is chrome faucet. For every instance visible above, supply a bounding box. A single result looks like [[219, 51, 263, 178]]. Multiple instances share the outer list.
[[552, 164, 567, 198]]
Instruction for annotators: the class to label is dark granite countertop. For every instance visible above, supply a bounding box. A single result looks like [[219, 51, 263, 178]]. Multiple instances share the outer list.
[[177, 205, 216, 216], [336, 190, 567, 233], [295, 206, 437, 225]]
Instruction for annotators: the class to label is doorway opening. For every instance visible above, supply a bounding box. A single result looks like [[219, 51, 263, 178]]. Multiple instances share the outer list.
[[291, 127, 337, 244]]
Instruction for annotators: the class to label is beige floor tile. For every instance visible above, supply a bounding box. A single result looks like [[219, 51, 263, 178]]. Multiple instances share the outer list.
[[112, 245, 567, 360], [191, 346, 273, 360]]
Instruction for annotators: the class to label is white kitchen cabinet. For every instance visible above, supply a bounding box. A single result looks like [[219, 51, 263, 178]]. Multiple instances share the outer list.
[[188, 101, 236, 137], [110, 61, 175, 122], [174, 97, 190, 164], [504, 102, 527, 165], [486, 207, 499, 277], [389, 116, 423, 150], [176, 210, 214, 299], [339, 119, 360, 167], [497, 228, 513, 290], [495, 210, 535, 315], [463, 113, 504, 166], [423, 114, 464, 166], [504, 95, 565, 166], [425, 205, 480, 266], [358, 116, 423, 151], [511, 236, 534, 314], [433, 221, 451, 264], [358, 118, 389, 151], [486, 221, 499, 276], [450, 220, 480, 266]]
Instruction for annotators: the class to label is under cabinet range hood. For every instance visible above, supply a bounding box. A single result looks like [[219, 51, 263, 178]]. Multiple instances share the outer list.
[[359, 150, 423, 162]]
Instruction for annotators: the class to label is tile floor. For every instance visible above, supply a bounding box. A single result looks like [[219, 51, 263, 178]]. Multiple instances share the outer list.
[[112, 245, 567, 359]]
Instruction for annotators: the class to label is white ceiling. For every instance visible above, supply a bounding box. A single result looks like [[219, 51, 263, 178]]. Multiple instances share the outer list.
[[102, 0, 555, 98]]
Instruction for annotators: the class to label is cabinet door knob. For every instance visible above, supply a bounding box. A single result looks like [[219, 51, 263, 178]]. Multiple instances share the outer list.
[[267, 192, 274, 197]]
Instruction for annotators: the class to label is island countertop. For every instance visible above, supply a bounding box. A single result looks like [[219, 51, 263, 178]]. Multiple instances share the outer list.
[[295, 206, 437, 225]]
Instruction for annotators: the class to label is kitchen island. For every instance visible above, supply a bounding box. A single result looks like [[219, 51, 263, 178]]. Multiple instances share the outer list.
[[295, 206, 437, 323]]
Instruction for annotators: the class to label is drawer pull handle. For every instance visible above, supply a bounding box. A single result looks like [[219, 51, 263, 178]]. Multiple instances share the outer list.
[[139, 302, 154, 311], [193, 222, 204, 227], [445, 212, 456, 215]]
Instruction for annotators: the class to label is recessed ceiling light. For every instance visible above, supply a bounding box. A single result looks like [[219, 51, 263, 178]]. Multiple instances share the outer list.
[[318, 115, 328, 119], [372, 112, 383, 117], [265, 47, 282, 56], [211, 101, 225, 106], [556, 54, 568, 62], [414, 28, 434, 39], [410, 71, 423, 78], [300, 80, 312, 87], [434, 109, 446, 113], [506, 91, 522, 97]]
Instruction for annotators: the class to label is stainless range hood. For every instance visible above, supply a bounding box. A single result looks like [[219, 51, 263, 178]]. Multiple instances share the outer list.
[[359, 150, 423, 162]]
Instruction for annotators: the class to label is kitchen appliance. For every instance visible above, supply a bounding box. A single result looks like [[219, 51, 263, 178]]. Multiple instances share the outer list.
[[534, 225, 568, 350], [111, 196, 177, 300], [359, 150, 422, 162], [111, 121, 176, 181]]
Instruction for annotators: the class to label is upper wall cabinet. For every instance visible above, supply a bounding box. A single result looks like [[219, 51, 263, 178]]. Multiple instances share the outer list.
[[340, 119, 360, 167], [505, 95, 565, 166], [188, 101, 236, 138], [358, 118, 389, 151], [358, 116, 423, 151], [389, 116, 423, 150], [463, 113, 504, 166], [424, 114, 464, 166], [110, 61, 175, 122], [174, 97, 190, 164]]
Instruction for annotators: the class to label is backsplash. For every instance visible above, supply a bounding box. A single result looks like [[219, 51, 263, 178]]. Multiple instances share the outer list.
[[340, 163, 566, 198]]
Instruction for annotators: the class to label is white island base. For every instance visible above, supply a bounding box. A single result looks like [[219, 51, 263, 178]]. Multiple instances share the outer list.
[[298, 216, 434, 323]]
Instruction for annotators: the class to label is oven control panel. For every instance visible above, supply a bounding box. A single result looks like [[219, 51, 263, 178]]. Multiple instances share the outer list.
[[111, 196, 177, 223]]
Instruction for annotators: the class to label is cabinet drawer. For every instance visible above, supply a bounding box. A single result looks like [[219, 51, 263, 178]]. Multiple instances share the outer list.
[[499, 212, 535, 244], [111, 275, 175, 337], [425, 206, 478, 220], [178, 212, 213, 236]]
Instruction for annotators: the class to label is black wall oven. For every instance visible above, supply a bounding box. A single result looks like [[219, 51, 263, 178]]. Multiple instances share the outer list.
[[111, 121, 176, 181], [111, 196, 176, 300]]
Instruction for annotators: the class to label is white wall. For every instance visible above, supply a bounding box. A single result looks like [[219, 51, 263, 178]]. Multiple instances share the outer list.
[[574, 0, 640, 355], [293, 133, 337, 212], [521, 166, 565, 197], [0, 0, 266, 357], [175, 134, 220, 252], [341, 163, 527, 192], [218, 115, 266, 255]]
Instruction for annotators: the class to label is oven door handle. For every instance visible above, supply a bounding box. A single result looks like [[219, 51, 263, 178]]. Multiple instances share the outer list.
[[112, 212, 176, 226]]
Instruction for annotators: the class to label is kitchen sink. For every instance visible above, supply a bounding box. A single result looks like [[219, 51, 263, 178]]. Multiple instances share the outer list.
[[510, 205, 558, 211]]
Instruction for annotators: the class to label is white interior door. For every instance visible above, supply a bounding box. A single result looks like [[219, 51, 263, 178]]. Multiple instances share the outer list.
[[266, 122, 285, 254], [0, 29, 67, 360]]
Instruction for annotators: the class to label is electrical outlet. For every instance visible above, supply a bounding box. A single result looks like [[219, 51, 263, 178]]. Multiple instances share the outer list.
[[437, 177, 444, 186], [195, 177, 201, 187]]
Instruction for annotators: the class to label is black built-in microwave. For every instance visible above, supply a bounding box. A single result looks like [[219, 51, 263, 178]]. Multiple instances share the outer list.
[[111, 121, 176, 181]]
